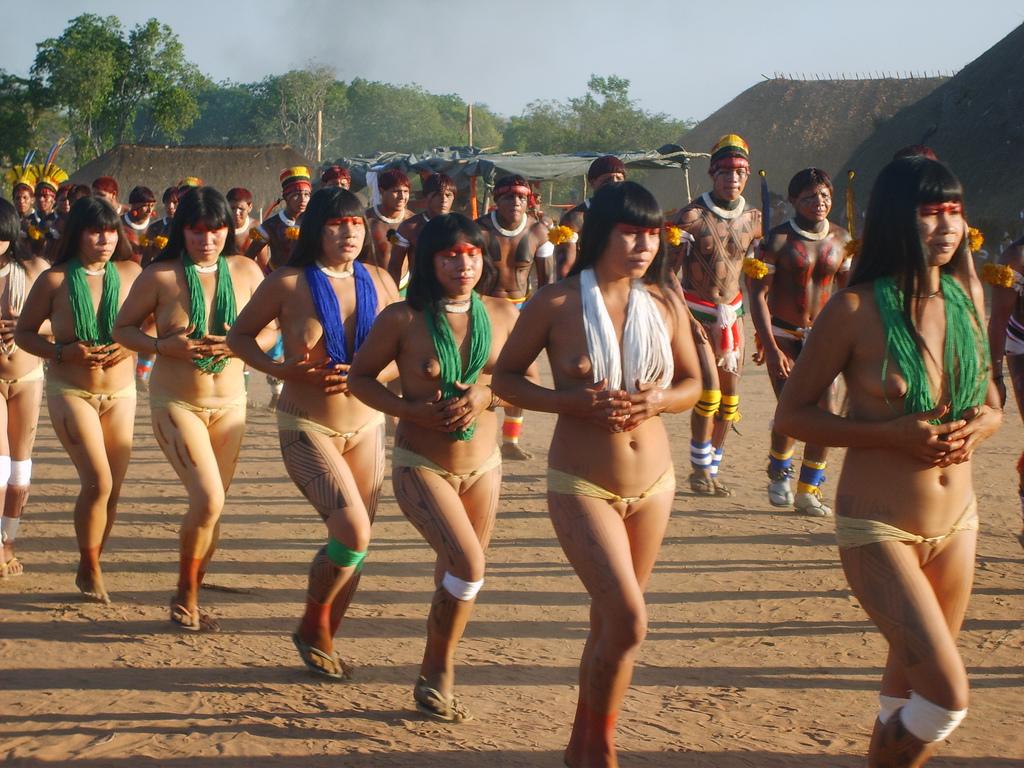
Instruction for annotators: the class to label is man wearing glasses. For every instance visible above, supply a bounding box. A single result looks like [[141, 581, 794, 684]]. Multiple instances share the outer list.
[[670, 135, 762, 497]]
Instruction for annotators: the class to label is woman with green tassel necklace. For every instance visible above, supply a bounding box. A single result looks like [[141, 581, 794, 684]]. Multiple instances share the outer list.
[[16, 197, 141, 603], [114, 187, 270, 631], [228, 188, 399, 680], [775, 157, 1002, 767], [348, 213, 519, 722]]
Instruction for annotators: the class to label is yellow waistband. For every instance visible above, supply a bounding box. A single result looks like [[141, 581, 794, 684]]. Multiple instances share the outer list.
[[835, 497, 978, 549], [47, 380, 136, 401], [151, 391, 246, 415], [0, 365, 44, 385], [277, 409, 385, 440], [547, 465, 675, 505], [392, 445, 501, 482]]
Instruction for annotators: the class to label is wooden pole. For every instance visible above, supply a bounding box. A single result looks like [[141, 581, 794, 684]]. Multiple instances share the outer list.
[[316, 110, 323, 163], [470, 176, 478, 219], [467, 102, 474, 147]]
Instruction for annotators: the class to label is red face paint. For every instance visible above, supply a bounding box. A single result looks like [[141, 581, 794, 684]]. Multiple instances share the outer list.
[[185, 223, 228, 234], [918, 202, 963, 216], [614, 223, 661, 237], [436, 242, 482, 259], [325, 216, 363, 227], [85, 227, 118, 235]]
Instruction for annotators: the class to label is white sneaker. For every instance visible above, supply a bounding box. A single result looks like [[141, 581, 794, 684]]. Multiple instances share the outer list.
[[768, 478, 794, 507], [794, 490, 832, 517]]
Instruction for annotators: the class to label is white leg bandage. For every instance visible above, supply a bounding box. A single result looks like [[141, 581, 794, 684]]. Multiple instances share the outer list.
[[1, 516, 20, 544], [0, 456, 10, 486], [878, 694, 910, 724], [9, 459, 31, 486], [900, 692, 967, 742], [441, 571, 484, 601]]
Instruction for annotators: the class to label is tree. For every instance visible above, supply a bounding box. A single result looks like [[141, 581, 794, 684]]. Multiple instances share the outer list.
[[0, 72, 37, 167], [251, 66, 340, 160], [32, 14, 201, 162], [502, 74, 692, 154]]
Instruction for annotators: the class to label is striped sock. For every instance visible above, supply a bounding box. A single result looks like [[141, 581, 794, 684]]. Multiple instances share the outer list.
[[768, 448, 794, 479], [136, 356, 153, 381], [502, 415, 524, 444], [709, 447, 725, 478], [690, 440, 713, 471], [797, 459, 827, 495]]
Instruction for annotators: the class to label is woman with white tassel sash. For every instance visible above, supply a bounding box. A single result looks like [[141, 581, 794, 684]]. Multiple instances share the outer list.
[[493, 182, 702, 768]]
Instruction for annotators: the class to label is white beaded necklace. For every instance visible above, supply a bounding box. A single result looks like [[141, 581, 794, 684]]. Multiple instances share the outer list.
[[316, 260, 354, 279], [490, 210, 528, 238], [372, 205, 404, 225], [701, 193, 746, 220], [443, 298, 471, 313], [82, 263, 106, 276], [193, 261, 218, 274], [787, 218, 830, 241]]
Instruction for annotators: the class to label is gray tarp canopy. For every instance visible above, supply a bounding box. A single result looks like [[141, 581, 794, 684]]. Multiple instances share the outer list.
[[324, 146, 697, 192]]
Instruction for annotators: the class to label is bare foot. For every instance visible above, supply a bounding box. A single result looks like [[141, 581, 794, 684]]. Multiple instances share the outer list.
[[501, 442, 532, 461], [75, 566, 111, 604]]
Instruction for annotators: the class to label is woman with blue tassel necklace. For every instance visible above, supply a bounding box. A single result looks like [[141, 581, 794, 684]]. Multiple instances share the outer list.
[[348, 213, 519, 722], [776, 157, 1002, 767], [228, 187, 399, 679], [114, 187, 270, 631], [15, 198, 139, 602]]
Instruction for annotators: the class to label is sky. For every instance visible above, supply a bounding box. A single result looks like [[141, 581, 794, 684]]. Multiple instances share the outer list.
[[2, 0, 1022, 123]]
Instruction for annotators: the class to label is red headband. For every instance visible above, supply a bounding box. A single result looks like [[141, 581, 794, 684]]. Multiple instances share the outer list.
[[495, 183, 531, 199], [710, 155, 750, 173], [283, 180, 312, 196]]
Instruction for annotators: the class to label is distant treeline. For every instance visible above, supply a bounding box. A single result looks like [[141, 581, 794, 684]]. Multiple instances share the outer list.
[[1, 14, 694, 172]]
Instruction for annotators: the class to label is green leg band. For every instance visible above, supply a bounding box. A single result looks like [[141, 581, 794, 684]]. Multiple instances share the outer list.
[[326, 538, 367, 569]]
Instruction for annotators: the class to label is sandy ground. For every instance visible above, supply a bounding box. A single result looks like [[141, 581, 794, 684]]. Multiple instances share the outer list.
[[1, 351, 1021, 768]]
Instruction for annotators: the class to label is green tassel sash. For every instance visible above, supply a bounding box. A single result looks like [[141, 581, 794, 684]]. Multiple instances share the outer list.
[[183, 255, 237, 374], [425, 293, 492, 440], [66, 259, 120, 345], [875, 274, 987, 421]]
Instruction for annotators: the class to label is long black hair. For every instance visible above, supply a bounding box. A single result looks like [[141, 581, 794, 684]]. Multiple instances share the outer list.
[[289, 187, 374, 268], [155, 186, 237, 262], [0, 198, 23, 259], [406, 213, 492, 312], [570, 181, 669, 288], [52, 197, 133, 266], [850, 157, 969, 294]]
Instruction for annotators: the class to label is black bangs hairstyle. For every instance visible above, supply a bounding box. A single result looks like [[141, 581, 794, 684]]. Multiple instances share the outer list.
[[0, 198, 21, 247], [288, 187, 374, 268], [52, 197, 134, 265], [155, 186, 237, 262], [570, 181, 668, 287], [849, 157, 968, 302], [406, 213, 491, 312], [787, 167, 833, 200]]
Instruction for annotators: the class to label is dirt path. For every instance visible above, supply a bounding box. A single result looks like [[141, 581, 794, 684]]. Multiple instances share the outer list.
[[1, 359, 1021, 767]]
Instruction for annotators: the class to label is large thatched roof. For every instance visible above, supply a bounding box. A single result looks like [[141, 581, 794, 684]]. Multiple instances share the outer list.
[[841, 23, 1024, 236], [68, 144, 313, 214], [647, 76, 945, 212]]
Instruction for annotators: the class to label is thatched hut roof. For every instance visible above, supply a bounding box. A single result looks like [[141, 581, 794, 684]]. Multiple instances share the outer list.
[[841, 24, 1024, 237], [647, 76, 945, 213], [68, 144, 313, 214]]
